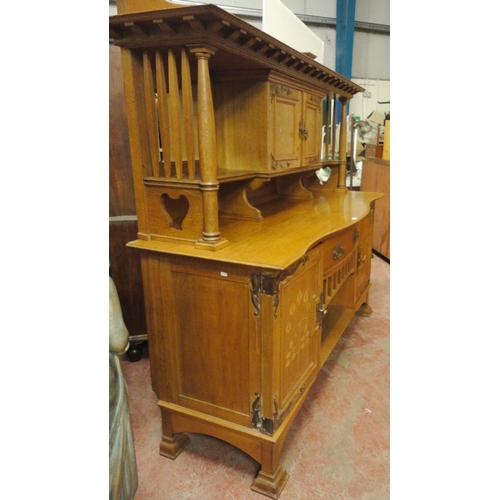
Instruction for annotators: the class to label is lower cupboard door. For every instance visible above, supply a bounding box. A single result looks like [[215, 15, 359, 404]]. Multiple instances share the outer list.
[[276, 252, 322, 416], [170, 265, 259, 427]]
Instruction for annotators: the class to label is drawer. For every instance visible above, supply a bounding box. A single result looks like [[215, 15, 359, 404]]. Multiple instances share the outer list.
[[319, 226, 357, 273]]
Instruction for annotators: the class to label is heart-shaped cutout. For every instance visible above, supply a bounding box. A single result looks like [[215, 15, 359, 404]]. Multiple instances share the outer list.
[[161, 193, 189, 230]]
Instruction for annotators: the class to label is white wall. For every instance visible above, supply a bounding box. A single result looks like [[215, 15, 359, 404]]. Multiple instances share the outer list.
[[355, 0, 389, 25], [349, 78, 390, 121], [262, 0, 324, 64], [279, 0, 390, 78]]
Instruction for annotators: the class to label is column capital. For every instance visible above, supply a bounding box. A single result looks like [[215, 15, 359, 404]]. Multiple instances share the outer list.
[[188, 45, 217, 58]]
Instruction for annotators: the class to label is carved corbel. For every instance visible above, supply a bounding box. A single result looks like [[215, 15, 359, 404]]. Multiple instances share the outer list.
[[250, 255, 310, 318]]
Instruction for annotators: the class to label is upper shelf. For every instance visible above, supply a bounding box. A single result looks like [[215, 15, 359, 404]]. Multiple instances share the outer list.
[[109, 3, 364, 99]]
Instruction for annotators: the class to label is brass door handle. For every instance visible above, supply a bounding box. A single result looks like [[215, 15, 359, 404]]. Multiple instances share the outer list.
[[332, 243, 345, 260], [317, 303, 327, 316], [357, 248, 366, 264]]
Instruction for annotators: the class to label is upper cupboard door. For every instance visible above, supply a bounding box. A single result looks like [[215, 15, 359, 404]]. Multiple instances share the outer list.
[[301, 93, 322, 166], [269, 84, 301, 170]]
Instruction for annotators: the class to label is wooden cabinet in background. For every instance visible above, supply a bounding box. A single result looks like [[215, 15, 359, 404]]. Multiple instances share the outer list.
[[109, 42, 147, 358], [360, 157, 390, 260], [110, 1, 381, 497]]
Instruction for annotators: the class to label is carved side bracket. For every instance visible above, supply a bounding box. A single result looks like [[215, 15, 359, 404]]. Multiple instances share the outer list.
[[276, 174, 313, 200], [219, 180, 263, 221], [250, 256, 309, 319]]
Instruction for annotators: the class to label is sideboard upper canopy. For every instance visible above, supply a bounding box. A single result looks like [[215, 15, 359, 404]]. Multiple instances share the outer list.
[[109, 3, 364, 99]]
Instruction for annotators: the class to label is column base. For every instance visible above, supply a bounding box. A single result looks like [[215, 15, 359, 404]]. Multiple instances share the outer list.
[[194, 237, 229, 251]]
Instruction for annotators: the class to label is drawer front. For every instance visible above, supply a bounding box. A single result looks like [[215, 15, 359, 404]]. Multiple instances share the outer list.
[[320, 226, 357, 273]]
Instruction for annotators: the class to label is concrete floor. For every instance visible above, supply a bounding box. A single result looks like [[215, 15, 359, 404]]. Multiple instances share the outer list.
[[120, 254, 390, 500]]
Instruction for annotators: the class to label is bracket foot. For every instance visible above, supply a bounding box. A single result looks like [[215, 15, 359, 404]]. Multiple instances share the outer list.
[[251, 465, 289, 499], [159, 433, 190, 459], [356, 302, 373, 317]]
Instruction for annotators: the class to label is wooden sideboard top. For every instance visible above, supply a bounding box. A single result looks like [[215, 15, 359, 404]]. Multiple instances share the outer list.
[[127, 190, 382, 270]]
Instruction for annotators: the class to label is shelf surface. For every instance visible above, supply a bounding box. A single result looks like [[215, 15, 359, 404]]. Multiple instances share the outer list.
[[128, 190, 382, 270]]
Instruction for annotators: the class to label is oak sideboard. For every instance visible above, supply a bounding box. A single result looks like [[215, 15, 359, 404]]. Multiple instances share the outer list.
[[110, 2, 382, 498]]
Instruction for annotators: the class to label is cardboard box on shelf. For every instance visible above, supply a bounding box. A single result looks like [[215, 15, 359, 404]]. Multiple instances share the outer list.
[[365, 143, 383, 159], [347, 138, 365, 158], [367, 110, 385, 126]]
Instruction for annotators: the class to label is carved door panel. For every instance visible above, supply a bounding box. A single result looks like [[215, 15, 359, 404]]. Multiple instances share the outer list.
[[256, 250, 323, 433], [301, 93, 322, 167], [274, 250, 322, 424], [269, 85, 301, 170]]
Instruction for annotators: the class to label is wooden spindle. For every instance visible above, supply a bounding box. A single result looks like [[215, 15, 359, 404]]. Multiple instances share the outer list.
[[155, 50, 171, 178], [332, 94, 337, 159], [167, 49, 183, 179], [181, 48, 196, 181], [338, 97, 348, 189], [323, 94, 331, 160], [143, 51, 160, 177]]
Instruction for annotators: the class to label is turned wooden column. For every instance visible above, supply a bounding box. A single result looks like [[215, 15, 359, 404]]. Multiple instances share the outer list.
[[190, 45, 228, 250], [337, 97, 348, 190]]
